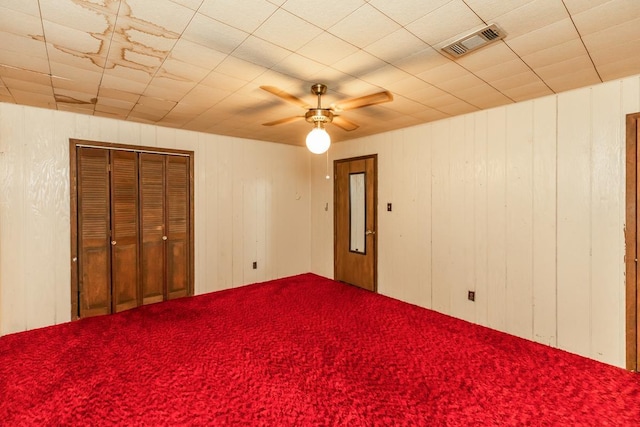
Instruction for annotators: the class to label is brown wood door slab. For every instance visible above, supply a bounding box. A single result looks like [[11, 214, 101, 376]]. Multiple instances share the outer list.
[[334, 155, 377, 291], [139, 153, 166, 305], [166, 155, 190, 300], [110, 150, 139, 313], [627, 112, 640, 371], [77, 148, 111, 317]]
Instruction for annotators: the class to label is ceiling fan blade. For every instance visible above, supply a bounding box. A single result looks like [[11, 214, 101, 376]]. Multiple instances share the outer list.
[[332, 90, 393, 111], [332, 116, 359, 131], [260, 86, 311, 109], [262, 116, 304, 127]]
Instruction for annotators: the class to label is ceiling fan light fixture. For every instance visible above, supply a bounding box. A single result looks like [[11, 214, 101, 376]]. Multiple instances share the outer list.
[[306, 122, 331, 154]]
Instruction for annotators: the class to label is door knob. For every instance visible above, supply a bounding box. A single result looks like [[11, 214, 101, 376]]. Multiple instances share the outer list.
[[162, 236, 168, 241], [111, 240, 116, 245], [365, 230, 375, 235]]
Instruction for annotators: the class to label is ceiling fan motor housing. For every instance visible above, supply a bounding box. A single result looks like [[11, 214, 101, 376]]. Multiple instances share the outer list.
[[305, 108, 333, 124]]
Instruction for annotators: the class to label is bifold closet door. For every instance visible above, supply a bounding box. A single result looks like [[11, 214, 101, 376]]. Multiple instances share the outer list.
[[166, 156, 190, 300], [77, 148, 111, 317], [139, 153, 166, 304], [110, 150, 139, 313]]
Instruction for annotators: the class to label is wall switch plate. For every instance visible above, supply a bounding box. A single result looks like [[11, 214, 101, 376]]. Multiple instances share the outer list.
[[468, 291, 475, 301], [252, 261, 257, 269], [387, 203, 392, 212]]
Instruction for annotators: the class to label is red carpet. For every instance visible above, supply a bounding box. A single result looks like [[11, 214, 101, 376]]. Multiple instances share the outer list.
[[1, 273, 639, 426]]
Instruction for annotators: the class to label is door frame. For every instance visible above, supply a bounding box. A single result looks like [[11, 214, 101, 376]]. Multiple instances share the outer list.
[[625, 112, 640, 371], [333, 154, 378, 292], [69, 139, 195, 320]]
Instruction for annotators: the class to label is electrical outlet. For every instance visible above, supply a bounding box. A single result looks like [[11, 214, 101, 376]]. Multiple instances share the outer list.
[[468, 291, 475, 302], [252, 261, 257, 269], [387, 203, 392, 212]]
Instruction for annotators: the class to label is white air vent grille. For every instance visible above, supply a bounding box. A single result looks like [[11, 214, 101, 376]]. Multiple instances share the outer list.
[[442, 24, 506, 58]]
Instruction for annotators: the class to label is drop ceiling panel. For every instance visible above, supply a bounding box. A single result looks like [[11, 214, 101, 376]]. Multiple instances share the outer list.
[[492, 0, 568, 39], [505, 18, 579, 57], [1, 0, 639, 147], [571, 0, 640, 36], [407, 0, 485, 46], [364, 29, 428, 63], [199, 0, 278, 33], [182, 13, 249, 54], [368, 0, 451, 26], [328, 3, 400, 49], [281, 0, 366, 30]]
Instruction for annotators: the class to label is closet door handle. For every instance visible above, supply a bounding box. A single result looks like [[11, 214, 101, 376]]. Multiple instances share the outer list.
[[111, 240, 116, 245], [162, 236, 168, 241]]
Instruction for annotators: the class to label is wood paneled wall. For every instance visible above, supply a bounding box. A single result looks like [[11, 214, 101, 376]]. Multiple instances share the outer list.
[[311, 75, 640, 368], [0, 104, 311, 335]]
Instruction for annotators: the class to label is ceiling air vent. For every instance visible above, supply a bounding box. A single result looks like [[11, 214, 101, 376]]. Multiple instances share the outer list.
[[442, 24, 506, 58]]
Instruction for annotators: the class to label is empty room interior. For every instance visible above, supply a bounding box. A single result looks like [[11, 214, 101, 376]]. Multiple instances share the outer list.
[[1, 0, 640, 424]]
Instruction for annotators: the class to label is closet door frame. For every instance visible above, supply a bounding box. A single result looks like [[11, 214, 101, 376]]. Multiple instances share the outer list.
[[70, 139, 194, 320]]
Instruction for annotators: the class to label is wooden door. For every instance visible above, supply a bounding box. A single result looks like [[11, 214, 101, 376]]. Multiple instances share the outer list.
[[139, 153, 166, 304], [166, 155, 190, 300], [626, 112, 640, 371], [110, 150, 140, 313], [77, 148, 111, 317], [334, 155, 377, 291]]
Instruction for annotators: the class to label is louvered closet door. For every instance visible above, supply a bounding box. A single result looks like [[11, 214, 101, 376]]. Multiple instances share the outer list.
[[139, 153, 166, 304], [110, 150, 140, 312], [166, 156, 190, 300], [77, 148, 111, 317]]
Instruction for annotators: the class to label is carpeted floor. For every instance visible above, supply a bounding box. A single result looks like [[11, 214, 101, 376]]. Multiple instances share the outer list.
[[1, 273, 639, 426]]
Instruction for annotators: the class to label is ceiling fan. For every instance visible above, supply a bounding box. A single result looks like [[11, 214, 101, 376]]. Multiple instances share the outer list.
[[260, 83, 393, 153]]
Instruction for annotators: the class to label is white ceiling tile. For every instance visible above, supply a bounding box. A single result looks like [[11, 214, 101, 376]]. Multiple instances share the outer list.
[[0, 0, 41, 16], [368, 0, 450, 25], [183, 13, 248, 53], [543, 66, 601, 92], [49, 62, 102, 84], [521, 38, 587, 69], [126, 0, 196, 33], [254, 9, 323, 51], [232, 36, 291, 69], [360, 64, 412, 87], [331, 50, 386, 77], [201, 71, 249, 92], [0, 65, 50, 86], [0, 6, 43, 37], [272, 54, 327, 81], [297, 32, 360, 66], [407, 0, 484, 46], [329, 3, 401, 48], [169, 38, 228, 69], [463, 0, 533, 21], [282, 0, 366, 30], [123, 25, 178, 53], [502, 80, 553, 101], [597, 55, 640, 81], [573, 0, 640, 35], [393, 47, 449, 75], [0, 31, 47, 57], [492, 0, 569, 39], [39, 0, 114, 34], [169, 0, 203, 10], [364, 29, 427, 63], [563, 0, 618, 15], [534, 55, 599, 82], [161, 59, 210, 81], [581, 16, 640, 51], [473, 58, 533, 82], [505, 18, 579, 57], [101, 73, 149, 93], [215, 56, 268, 81], [454, 43, 519, 70], [416, 62, 469, 84], [0, 49, 49, 75], [42, 20, 104, 55], [198, 0, 278, 33]]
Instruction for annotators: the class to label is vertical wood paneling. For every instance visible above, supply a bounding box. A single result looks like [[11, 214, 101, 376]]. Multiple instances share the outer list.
[[24, 108, 57, 329], [590, 81, 623, 366], [486, 108, 507, 331], [532, 96, 558, 347], [216, 138, 234, 289], [557, 89, 592, 358], [412, 125, 432, 308], [474, 112, 489, 326], [505, 102, 534, 340], [53, 112, 74, 324], [431, 119, 451, 314], [0, 105, 26, 334], [461, 115, 476, 322], [1, 103, 311, 338]]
